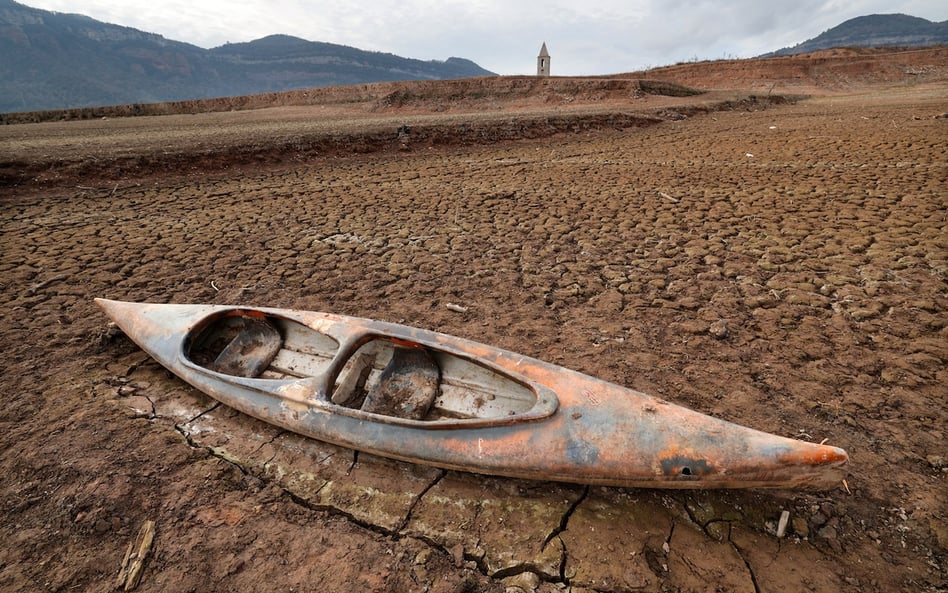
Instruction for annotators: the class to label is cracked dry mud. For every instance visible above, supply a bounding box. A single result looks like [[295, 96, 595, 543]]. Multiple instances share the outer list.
[[1, 73, 946, 591]]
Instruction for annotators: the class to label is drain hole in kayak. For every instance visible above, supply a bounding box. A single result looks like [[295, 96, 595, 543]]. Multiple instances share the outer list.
[[331, 338, 538, 422]]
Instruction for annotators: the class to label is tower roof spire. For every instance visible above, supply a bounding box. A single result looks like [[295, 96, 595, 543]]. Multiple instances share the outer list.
[[537, 42, 551, 77]]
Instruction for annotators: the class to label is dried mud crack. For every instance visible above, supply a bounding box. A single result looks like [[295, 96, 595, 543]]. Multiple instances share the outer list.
[[542, 485, 589, 549], [729, 536, 763, 593]]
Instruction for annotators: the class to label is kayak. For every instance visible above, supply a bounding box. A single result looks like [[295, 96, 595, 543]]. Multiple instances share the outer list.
[[95, 299, 849, 489]]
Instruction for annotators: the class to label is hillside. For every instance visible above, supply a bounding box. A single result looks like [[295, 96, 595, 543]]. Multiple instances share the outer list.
[[634, 46, 948, 93], [207, 35, 491, 93], [767, 13, 948, 56], [0, 0, 494, 112], [4, 2, 945, 113], [2, 45, 945, 127]]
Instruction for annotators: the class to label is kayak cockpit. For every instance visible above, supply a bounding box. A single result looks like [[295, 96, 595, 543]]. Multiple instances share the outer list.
[[184, 310, 549, 424]]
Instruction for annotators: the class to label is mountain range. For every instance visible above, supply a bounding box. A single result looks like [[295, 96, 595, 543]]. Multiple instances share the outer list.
[[2, 2, 946, 113], [765, 14, 948, 56], [0, 0, 494, 112]]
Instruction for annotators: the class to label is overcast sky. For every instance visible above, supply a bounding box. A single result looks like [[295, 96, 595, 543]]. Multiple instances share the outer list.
[[21, 1, 948, 75]]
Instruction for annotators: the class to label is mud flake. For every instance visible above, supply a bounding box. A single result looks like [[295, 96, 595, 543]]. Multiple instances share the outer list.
[[402, 472, 577, 578], [666, 522, 755, 592], [560, 489, 672, 591]]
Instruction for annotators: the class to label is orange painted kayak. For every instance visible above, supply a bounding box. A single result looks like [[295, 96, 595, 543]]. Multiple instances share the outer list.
[[96, 299, 849, 489]]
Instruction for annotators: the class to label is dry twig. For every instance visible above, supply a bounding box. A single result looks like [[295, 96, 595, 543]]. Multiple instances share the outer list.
[[27, 274, 66, 295], [115, 520, 156, 591]]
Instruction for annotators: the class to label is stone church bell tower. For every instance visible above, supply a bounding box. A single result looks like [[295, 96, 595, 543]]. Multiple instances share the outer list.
[[537, 42, 550, 77]]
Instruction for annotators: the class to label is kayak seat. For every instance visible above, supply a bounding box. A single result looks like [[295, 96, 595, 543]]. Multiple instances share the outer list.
[[360, 347, 441, 420], [331, 351, 374, 406], [209, 317, 283, 378]]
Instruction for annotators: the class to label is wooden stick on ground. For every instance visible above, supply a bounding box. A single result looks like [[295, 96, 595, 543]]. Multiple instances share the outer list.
[[26, 273, 66, 295], [115, 520, 156, 592]]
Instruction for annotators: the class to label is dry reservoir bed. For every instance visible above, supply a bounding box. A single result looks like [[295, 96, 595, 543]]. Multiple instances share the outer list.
[[0, 88, 946, 593]]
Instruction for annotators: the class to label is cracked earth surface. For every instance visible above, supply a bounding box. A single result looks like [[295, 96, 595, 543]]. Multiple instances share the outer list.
[[1, 79, 946, 591]]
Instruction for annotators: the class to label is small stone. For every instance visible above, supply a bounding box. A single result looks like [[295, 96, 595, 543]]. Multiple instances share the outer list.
[[926, 455, 946, 469], [792, 516, 809, 538], [709, 320, 729, 339], [503, 571, 540, 593], [414, 549, 431, 565]]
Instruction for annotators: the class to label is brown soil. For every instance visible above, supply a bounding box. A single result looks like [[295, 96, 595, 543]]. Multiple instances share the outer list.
[[1, 48, 946, 593]]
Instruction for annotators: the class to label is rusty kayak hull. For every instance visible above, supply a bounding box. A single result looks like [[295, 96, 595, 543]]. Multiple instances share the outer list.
[[96, 298, 849, 489]]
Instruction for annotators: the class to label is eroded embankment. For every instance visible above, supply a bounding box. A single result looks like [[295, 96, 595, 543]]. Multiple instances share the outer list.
[[0, 95, 791, 191]]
